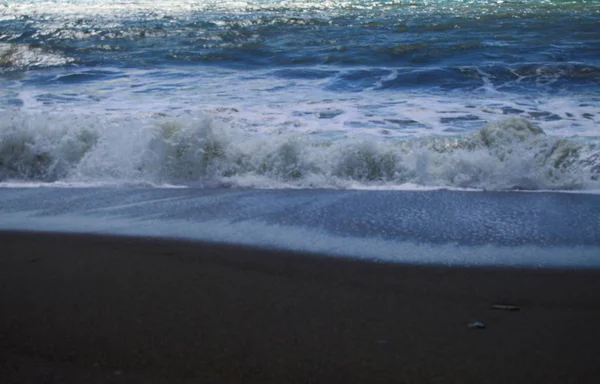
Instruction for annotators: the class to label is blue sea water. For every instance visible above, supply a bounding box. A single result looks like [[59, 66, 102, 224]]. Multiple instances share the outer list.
[[0, 0, 599, 190], [1, 1, 600, 265]]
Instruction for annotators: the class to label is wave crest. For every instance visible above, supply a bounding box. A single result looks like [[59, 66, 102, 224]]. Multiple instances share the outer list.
[[0, 114, 98, 181], [1, 112, 598, 191], [0, 43, 74, 71]]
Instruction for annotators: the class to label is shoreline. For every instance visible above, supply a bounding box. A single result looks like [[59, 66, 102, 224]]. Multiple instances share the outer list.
[[2, 230, 600, 383]]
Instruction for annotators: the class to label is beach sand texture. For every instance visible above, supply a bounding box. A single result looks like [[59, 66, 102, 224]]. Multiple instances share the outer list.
[[2, 231, 600, 383]]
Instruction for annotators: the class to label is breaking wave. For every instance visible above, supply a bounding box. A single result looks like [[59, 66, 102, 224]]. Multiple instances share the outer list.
[[1, 112, 599, 191]]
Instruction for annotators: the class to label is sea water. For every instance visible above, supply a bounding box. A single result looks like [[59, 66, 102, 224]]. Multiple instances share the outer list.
[[1, 1, 599, 265], [1, 0, 599, 190]]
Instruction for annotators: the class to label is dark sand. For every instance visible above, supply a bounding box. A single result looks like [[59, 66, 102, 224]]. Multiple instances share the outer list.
[[1, 231, 600, 383]]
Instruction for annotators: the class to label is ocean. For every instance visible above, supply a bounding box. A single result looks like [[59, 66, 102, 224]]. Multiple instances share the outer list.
[[1, 0, 599, 265]]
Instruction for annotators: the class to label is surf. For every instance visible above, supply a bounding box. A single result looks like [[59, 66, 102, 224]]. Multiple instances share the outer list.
[[1, 112, 598, 191]]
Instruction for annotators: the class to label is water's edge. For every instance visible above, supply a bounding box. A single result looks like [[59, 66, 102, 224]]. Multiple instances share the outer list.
[[1, 187, 599, 267]]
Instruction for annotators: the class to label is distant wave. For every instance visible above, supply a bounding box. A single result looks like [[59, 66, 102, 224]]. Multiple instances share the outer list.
[[0, 43, 74, 72], [2, 0, 598, 68], [1, 112, 598, 191]]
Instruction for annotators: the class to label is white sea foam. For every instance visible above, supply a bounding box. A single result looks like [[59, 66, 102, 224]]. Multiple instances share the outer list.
[[1, 209, 599, 267], [1, 110, 598, 191], [0, 43, 74, 71]]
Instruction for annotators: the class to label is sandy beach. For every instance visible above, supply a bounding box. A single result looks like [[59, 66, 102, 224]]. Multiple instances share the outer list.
[[2, 0, 600, 382], [1, 230, 600, 383]]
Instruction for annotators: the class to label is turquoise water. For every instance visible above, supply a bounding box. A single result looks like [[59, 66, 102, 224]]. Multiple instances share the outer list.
[[1, 0, 599, 190]]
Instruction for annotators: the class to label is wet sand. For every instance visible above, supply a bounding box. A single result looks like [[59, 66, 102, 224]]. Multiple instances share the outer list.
[[1, 230, 600, 383]]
